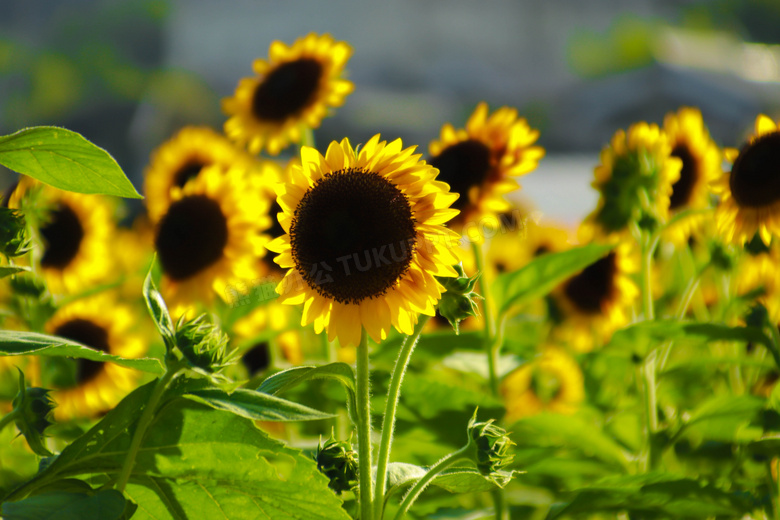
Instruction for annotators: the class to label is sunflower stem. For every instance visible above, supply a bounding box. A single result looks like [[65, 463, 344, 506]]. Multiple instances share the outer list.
[[115, 367, 181, 493], [356, 328, 374, 520], [373, 315, 429, 520], [639, 230, 659, 473], [0, 408, 19, 433], [300, 124, 316, 150], [472, 241, 499, 396]]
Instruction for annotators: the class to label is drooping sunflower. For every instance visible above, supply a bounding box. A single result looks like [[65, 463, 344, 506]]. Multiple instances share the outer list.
[[45, 296, 145, 421], [154, 164, 271, 313], [9, 179, 115, 295], [661, 107, 722, 243], [714, 114, 780, 245], [580, 122, 682, 241], [501, 347, 584, 423], [428, 103, 544, 242], [144, 126, 260, 223], [550, 242, 639, 352], [267, 135, 461, 347], [222, 33, 354, 156]]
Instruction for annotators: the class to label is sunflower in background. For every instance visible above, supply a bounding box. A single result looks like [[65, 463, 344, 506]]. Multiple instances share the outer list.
[[713, 114, 780, 245], [486, 216, 572, 278], [580, 122, 682, 241], [735, 236, 780, 321], [428, 103, 544, 243], [501, 347, 584, 423], [550, 242, 639, 352], [223, 33, 354, 156], [154, 164, 271, 315], [661, 107, 722, 244], [268, 135, 461, 347], [44, 295, 145, 421]]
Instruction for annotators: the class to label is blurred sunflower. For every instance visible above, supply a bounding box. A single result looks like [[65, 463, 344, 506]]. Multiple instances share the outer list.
[[501, 347, 584, 423], [714, 114, 780, 245], [580, 122, 682, 241], [736, 236, 780, 321], [45, 296, 145, 420], [223, 33, 354, 156], [154, 164, 271, 313], [428, 103, 544, 242], [487, 217, 572, 278], [662, 107, 722, 243], [144, 126, 258, 223], [550, 242, 639, 352], [233, 304, 303, 377], [267, 135, 461, 347], [10, 179, 115, 295]]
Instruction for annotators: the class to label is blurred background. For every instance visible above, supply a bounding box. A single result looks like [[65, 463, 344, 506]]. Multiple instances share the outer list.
[[1, 0, 780, 224]]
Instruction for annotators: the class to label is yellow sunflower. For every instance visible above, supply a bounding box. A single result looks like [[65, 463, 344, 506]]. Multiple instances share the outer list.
[[428, 103, 544, 242], [154, 164, 271, 313], [10, 179, 115, 295], [144, 125, 260, 223], [714, 114, 780, 245], [267, 135, 461, 347], [661, 107, 722, 243], [486, 217, 572, 278], [222, 33, 354, 156], [501, 347, 584, 423], [45, 296, 145, 420], [550, 241, 639, 352], [580, 122, 682, 241], [735, 236, 780, 321]]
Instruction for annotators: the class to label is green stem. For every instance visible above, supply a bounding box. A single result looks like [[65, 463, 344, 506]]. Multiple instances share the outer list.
[[115, 368, 180, 492], [373, 316, 429, 520], [639, 231, 659, 473], [657, 275, 701, 371], [392, 446, 469, 520], [356, 328, 374, 520], [472, 241, 498, 396], [0, 408, 19, 432], [491, 488, 509, 520]]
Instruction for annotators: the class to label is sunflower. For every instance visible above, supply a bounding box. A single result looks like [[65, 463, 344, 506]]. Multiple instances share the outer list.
[[714, 114, 780, 245], [550, 241, 639, 352], [144, 126, 260, 223], [222, 33, 354, 156], [428, 103, 544, 242], [267, 135, 461, 347], [501, 347, 584, 423], [154, 164, 271, 313], [580, 122, 682, 241], [45, 296, 145, 420], [661, 108, 722, 243], [735, 236, 780, 321], [486, 216, 572, 278], [10, 179, 115, 295]]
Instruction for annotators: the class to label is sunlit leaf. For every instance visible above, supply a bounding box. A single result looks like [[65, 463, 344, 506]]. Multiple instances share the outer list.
[[0, 489, 126, 520], [0, 266, 29, 279]]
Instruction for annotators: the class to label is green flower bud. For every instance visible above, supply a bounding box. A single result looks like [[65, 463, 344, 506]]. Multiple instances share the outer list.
[[465, 410, 514, 477], [314, 431, 358, 494], [436, 264, 481, 333], [175, 315, 233, 374], [10, 368, 56, 457], [0, 207, 31, 258], [9, 274, 48, 298]]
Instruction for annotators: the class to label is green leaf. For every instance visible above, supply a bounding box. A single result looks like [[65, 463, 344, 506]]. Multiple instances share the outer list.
[[0, 266, 30, 279], [142, 260, 175, 353], [0, 127, 141, 199], [258, 363, 357, 422], [0, 330, 163, 375], [384, 463, 514, 499], [0, 489, 126, 520], [685, 395, 765, 426], [5, 382, 351, 519], [493, 243, 615, 316]]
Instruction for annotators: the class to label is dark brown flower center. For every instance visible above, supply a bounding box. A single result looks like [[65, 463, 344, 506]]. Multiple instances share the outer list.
[[429, 140, 492, 212], [54, 318, 110, 385], [156, 195, 228, 281], [563, 252, 617, 314], [40, 203, 84, 269], [290, 168, 417, 304], [242, 341, 270, 375], [173, 160, 206, 188], [730, 131, 780, 207], [252, 58, 323, 122], [669, 144, 698, 210]]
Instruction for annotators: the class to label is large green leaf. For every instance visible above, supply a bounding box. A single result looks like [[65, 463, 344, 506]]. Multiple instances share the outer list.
[[0, 330, 163, 375], [493, 243, 615, 316], [5, 382, 351, 520], [0, 489, 126, 520], [0, 127, 141, 199]]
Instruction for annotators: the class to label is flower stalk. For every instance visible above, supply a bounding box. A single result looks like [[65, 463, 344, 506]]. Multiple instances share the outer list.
[[356, 328, 374, 519]]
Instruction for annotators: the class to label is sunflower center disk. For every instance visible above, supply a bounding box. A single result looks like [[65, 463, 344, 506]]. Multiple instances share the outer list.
[[40, 204, 84, 269], [564, 253, 617, 314], [54, 318, 110, 384], [156, 195, 229, 281], [173, 160, 206, 188], [429, 139, 492, 212], [242, 342, 271, 376], [730, 131, 780, 207], [291, 168, 417, 304], [252, 58, 323, 122], [669, 144, 697, 210]]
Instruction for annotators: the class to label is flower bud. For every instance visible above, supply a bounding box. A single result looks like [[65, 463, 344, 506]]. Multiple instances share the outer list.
[[436, 264, 481, 333], [175, 315, 233, 373], [11, 369, 56, 457], [314, 432, 358, 494], [0, 207, 31, 258], [465, 410, 514, 477]]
